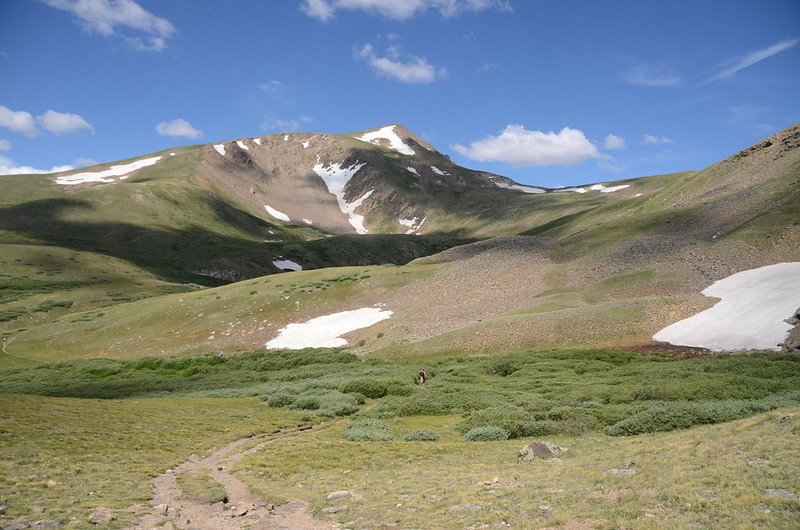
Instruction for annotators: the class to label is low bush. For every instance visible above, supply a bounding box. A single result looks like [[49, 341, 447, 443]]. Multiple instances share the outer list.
[[403, 429, 440, 442], [455, 404, 532, 438], [463, 426, 509, 441], [605, 393, 800, 436], [342, 419, 393, 441]]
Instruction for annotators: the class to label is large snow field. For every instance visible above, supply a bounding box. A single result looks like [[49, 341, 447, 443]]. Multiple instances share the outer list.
[[653, 262, 800, 351], [55, 156, 162, 185], [265, 307, 393, 349], [264, 205, 290, 222], [355, 126, 415, 156], [312, 161, 373, 234], [272, 258, 302, 272]]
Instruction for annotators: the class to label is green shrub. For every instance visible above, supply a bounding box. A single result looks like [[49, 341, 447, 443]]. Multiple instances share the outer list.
[[342, 419, 393, 441], [340, 378, 391, 399], [463, 426, 509, 441], [485, 358, 520, 377], [266, 392, 295, 407], [522, 420, 560, 436], [456, 404, 532, 438], [605, 394, 800, 436], [403, 429, 440, 442], [290, 395, 321, 410]]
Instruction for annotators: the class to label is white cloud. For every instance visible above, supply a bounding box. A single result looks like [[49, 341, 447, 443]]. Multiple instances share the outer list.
[[357, 44, 445, 84], [260, 115, 313, 132], [624, 64, 681, 87], [155, 118, 202, 139], [604, 134, 626, 150], [453, 125, 600, 167], [38, 109, 93, 135], [643, 134, 673, 145], [44, 0, 176, 52], [300, 0, 511, 21], [73, 157, 98, 167], [0, 106, 39, 137], [0, 139, 10, 151], [703, 38, 799, 84], [257, 80, 284, 92], [0, 155, 73, 176]]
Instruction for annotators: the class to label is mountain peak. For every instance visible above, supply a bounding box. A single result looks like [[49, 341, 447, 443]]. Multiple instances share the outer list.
[[353, 124, 437, 155]]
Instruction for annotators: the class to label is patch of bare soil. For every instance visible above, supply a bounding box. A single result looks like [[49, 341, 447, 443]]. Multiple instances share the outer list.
[[127, 426, 338, 530]]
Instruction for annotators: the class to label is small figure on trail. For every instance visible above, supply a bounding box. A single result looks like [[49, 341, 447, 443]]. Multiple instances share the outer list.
[[417, 368, 427, 385]]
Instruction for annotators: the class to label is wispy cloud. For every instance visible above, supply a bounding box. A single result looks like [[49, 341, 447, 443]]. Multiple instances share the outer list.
[[643, 134, 673, 145], [0, 139, 11, 151], [259, 115, 313, 132], [357, 44, 446, 84], [703, 38, 798, 84], [0, 106, 39, 137], [624, 63, 681, 87], [257, 80, 284, 92], [38, 110, 93, 135], [155, 118, 203, 139], [300, 0, 512, 22], [604, 134, 626, 150], [453, 125, 600, 167], [0, 155, 73, 175], [43, 0, 176, 52]]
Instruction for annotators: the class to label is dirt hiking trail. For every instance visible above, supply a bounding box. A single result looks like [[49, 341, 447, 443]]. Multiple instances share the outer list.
[[127, 425, 339, 530]]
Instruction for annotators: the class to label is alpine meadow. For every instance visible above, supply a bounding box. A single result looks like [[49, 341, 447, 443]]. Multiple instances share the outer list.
[[1, 1, 799, 529]]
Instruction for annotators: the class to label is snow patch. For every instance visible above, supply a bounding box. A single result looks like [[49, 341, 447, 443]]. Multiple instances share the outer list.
[[303, 218, 313, 225], [406, 167, 419, 175], [169, 152, 176, 156], [55, 156, 162, 185], [266, 307, 393, 349], [283, 135, 289, 141], [635, 193, 642, 197], [355, 125, 415, 156], [653, 262, 800, 351], [252, 138, 262, 145], [236, 140, 249, 150], [213, 144, 225, 156], [264, 205, 290, 222], [302, 141, 310, 148], [272, 258, 302, 272], [400, 216, 427, 235], [590, 183, 629, 193], [312, 161, 373, 234], [430, 166, 449, 175], [494, 181, 545, 194]]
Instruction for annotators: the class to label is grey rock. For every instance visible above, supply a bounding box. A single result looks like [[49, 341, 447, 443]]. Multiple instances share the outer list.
[[765, 488, 798, 500], [4, 524, 31, 530], [323, 506, 346, 514], [0, 503, 9, 514], [33, 521, 63, 529], [518, 441, 566, 462], [88, 508, 116, 524], [608, 462, 637, 476], [153, 503, 169, 516], [326, 490, 351, 501]]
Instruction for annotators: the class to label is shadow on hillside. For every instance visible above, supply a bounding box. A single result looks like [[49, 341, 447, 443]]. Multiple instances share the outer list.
[[0, 198, 469, 285]]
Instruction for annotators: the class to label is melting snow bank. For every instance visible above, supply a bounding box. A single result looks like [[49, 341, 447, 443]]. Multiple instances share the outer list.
[[494, 181, 545, 194], [265, 205, 290, 222], [399, 216, 427, 235], [430, 166, 449, 176], [312, 161, 372, 234], [55, 156, 161, 185], [266, 307, 393, 349], [653, 262, 800, 351], [236, 140, 249, 150], [558, 183, 629, 194], [213, 144, 225, 156], [272, 258, 302, 272], [355, 125, 415, 156]]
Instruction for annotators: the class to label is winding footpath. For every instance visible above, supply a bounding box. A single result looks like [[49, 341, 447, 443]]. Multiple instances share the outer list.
[[127, 425, 339, 530]]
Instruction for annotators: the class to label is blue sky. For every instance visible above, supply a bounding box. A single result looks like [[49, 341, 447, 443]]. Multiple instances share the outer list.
[[0, 0, 798, 187]]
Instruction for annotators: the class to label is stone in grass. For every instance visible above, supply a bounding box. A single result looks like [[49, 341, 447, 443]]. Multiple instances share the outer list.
[[326, 490, 351, 501], [765, 489, 798, 500], [323, 506, 347, 515], [88, 507, 116, 524], [607, 462, 637, 476], [518, 441, 566, 462]]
